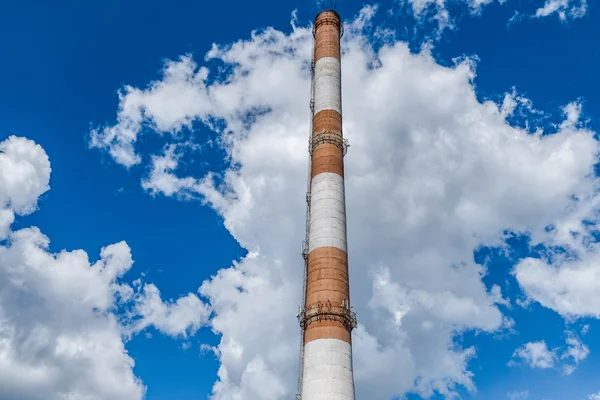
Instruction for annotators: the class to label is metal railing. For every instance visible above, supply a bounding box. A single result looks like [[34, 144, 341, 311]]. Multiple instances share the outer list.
[[298, 301, 357, 332], [309, 132, 349, 156]]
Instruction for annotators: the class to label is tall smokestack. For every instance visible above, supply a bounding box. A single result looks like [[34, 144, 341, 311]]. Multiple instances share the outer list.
[[297, 9, 356, 400]]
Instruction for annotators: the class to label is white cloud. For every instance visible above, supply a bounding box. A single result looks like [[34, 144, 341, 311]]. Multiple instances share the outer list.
[[513, 142, 600, 320], [0, 135, 51, 239], [508, 391, 530, 400], [399, 0, 496, 31], [127, 282, 211, 338], [535, 0, 587, 21], [0, 135, 212, 399], [0, 227, 146, 399], [0, 207, 15, 240], [0, 136, 51, 215], [141, 143, 205, 198], [92, 7, 600, 400], [589, 393, 600, 400], [88, 56, 214, 167], [508, 0, 588, 26], [515, 247, 600, 317], [396, 0, 588, 31], [510, 333, 589, 373], [510, 341, 556, 369], [198, 251, 299, 400], [561, 332, 589, 374]]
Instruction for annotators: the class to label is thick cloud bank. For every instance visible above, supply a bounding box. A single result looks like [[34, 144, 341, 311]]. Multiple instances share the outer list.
[[0, 136, 210, 399], [91, 7, 599, 400]]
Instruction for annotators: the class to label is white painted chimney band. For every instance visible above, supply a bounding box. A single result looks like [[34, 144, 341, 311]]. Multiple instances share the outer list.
[[309, 172, 347, 253], [301, 338, 355, 400], [314, 57, 342, 115]]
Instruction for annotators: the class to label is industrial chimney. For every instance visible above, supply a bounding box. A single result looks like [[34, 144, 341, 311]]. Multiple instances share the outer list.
[[297, 9, 356, 400]]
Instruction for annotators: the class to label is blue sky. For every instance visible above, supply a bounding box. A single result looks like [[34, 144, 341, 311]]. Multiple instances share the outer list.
[[0, 0, 599, 400]]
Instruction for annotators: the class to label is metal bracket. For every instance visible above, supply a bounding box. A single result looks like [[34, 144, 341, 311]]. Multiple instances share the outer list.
[[298, 301, 357, 331], [309, 132, 349, 156]]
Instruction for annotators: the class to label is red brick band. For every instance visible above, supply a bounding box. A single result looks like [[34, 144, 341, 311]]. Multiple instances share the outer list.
[[304, 247, 351, 344], [314, 11, 341, 62]]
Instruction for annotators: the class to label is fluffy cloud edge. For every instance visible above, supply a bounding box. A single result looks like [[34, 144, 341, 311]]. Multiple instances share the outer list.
[[0, 135, 213, 400], [87, 5, 599, 400]]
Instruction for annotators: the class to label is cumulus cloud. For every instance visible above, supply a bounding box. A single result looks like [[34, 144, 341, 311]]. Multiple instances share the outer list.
[[514, 245, 600, 319], [0, 135, 211, 399], [509, 333, 589, 373], [561, 333, 589, 375], [0, 135, 144, 399], [589, 393, 600, 400], [0, 230, 146, 400], [398, 0, 495, 30], [127, 282, 211, 338], [88, 55, 216, 167], [141, 143, 206, 199], [0, 135, 51, 238], [534, 0, 587, 21], [396, 0, 588, 31], [513, 109, 600, 320], [92, 6, 599, 400], [509, 0, 588, 25], [510, 341, 556, 369]]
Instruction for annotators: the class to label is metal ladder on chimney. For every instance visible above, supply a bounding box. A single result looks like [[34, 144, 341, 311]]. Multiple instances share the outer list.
[[296, 36, 316, 400]]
